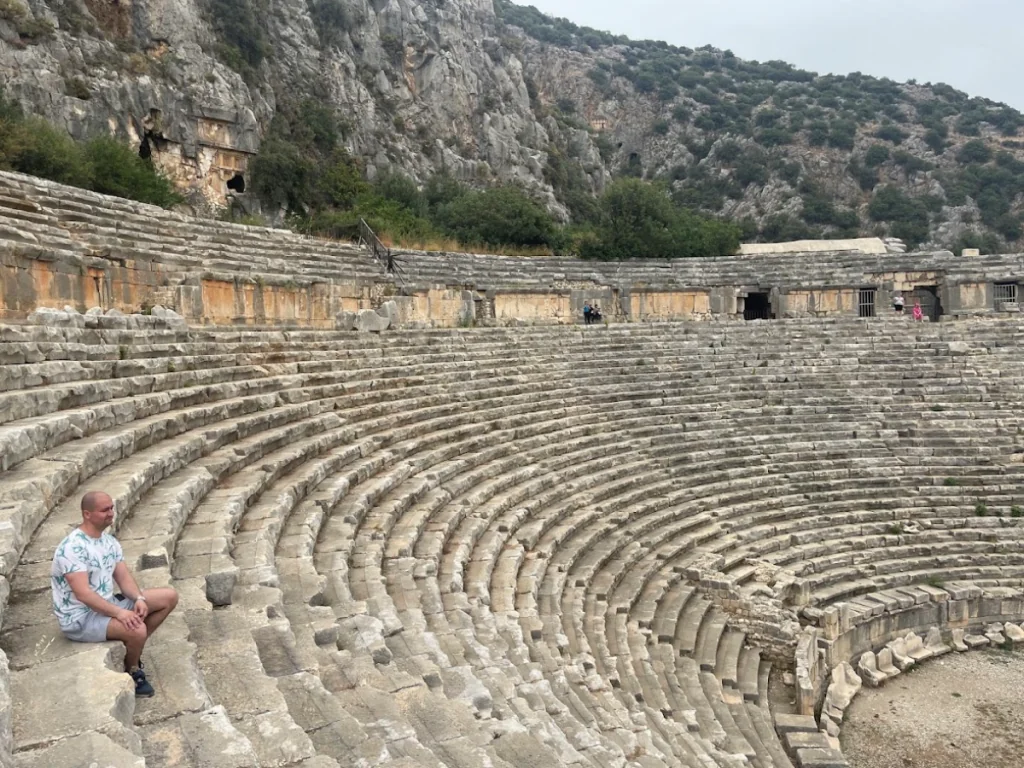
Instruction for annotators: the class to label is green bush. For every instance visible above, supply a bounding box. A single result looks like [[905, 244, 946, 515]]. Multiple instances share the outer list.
[[956, 139, 993, 165], [307, 0, 355, 46], [849, 160, 879, 192], [864, 144, 890, 168], [579, 178, 740, 260], [251, 136, 317, 211], [924, 129, 947, 154], [734, 150, 770, 187], [208, 0, 271, 75], [671, 105, 691, 123], [434, 186, 556, 248], [82, 137, 181, 207], [0, 115, 91, 187], [868, 186, 931, 247], [759, 214, 816, 243], [0, 101, 180, 207], [874, 124, 908, 144], [828, 120, 858, 150], [947, 230, 1005, 255], [892, 150, 934, 174]]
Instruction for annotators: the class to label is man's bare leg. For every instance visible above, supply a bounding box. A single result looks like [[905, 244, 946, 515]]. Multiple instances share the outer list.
[[106, 619, 147, 671], [140, 587, 178, 636]]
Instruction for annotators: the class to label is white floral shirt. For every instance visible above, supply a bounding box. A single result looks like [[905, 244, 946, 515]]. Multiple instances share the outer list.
[[51, 529, 124, 629]]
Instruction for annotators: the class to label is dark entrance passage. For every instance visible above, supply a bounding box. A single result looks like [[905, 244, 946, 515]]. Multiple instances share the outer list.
[[227, 173, 246, 193], [744, 292, 772, 321], [911, 285, 942, 322]]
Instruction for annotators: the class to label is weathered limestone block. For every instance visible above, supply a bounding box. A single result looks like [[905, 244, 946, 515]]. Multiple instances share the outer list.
[[821, 662, 861, 726], [27, 307, 84, 328], [334, 311, 356, 330], [352, 309, 390, 333], [138, 705, 257, 767], [985, 622, 1006, 646], [0, 649, 10, 765], [951, 628, 969, 652], [205, 569, 238, 607], [1003, 623, 1024, 645], [14, 732, 144, 768], [876, 648, 900, 678], [856, 652, 887, 687], [12, 646, 137, 753], [886, 636, 914, 671], [924, 627, 951, 657], [774, 713, 820, 738], [377, 300, 400, 324], [963, 633, 990, 649], [903, 631, 932, 662]]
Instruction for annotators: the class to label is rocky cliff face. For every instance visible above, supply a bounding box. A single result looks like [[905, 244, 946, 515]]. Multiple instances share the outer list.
[[2, 0, 1022, 249]]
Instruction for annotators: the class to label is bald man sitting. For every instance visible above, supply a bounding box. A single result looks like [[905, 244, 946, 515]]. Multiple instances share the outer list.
[[51, 491, 178, 697]]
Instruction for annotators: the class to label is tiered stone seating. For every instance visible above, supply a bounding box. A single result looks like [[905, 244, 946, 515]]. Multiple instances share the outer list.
[[393, 245, 1024, 292], [0, 171, 387, 287], [4, 316, 1024, 767]]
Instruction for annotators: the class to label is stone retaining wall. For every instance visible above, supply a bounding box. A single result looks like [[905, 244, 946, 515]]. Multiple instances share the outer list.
[[794, 583, 1024, 715]]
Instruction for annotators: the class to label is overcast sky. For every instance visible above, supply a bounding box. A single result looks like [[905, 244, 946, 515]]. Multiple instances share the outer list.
[[525, 0, 1024, 110]]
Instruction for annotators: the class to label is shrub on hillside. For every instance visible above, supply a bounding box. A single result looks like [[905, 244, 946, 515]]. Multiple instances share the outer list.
[[873, 124, 908, 144], [0, 101, 179, 207], [868, 186, 930, 246], [864, 144, 890, 168], [924, 129, 948, 154], [579, 178, 740, 260], [758, 214, 815, 243], [250, 136, 317, 211], [956, 139, 993, 165], [0, 115, 91, 187], [434, 186, 556, 248], [83, 137, 181, 207], [208, 0, 271, 76], [892, 150, 934, 174]]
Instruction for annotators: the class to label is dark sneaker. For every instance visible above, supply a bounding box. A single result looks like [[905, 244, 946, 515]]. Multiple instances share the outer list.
[[131, 667, 155, 697]]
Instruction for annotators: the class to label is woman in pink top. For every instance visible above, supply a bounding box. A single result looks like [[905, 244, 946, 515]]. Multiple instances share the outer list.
[[912, 300, 923, 321]]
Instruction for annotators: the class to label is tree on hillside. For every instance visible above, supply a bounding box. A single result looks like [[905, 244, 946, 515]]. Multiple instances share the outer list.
[[579, 179, 740, 260]]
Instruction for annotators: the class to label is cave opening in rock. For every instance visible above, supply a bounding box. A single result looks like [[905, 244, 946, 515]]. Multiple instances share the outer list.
[[227, 173, 245, 193], [138, 136, 151, 160]]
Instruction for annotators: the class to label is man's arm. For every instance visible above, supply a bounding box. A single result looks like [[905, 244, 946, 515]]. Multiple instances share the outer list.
[[113, 562, 150, 618], [65, 572, 139, 626], [113, 562, 144, 601]]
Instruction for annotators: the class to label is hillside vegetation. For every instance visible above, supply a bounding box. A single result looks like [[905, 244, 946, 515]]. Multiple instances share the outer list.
[[494, 0, 1024, 253]]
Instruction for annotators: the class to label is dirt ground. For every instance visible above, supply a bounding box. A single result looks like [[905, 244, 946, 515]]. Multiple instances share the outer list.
[[841, 647, 1024, 768]]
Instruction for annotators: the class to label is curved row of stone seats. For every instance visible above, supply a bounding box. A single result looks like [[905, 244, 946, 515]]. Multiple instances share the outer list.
[[5, 317, 1024, 766], [392, 246, 1024, 292], [0, 171, 387, 284]]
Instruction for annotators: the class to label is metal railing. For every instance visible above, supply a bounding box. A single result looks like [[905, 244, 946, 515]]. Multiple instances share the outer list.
[[358, 218, 409, 289], [359, 218, 393, 272]]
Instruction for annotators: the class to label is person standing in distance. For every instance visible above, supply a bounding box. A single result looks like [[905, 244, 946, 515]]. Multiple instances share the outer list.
[[51, 491, 178, 696]]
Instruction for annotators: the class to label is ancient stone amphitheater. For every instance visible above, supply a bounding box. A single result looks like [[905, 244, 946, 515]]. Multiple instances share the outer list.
[[2, 171, 1024, 768]]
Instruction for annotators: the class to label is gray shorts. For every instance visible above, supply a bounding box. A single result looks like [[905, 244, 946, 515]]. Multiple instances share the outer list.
[[60, 595, 136, 643]]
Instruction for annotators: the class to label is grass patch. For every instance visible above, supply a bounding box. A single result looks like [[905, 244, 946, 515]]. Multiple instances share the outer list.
[[975, 502, 988, 516], [943, 477, 960, 487]]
